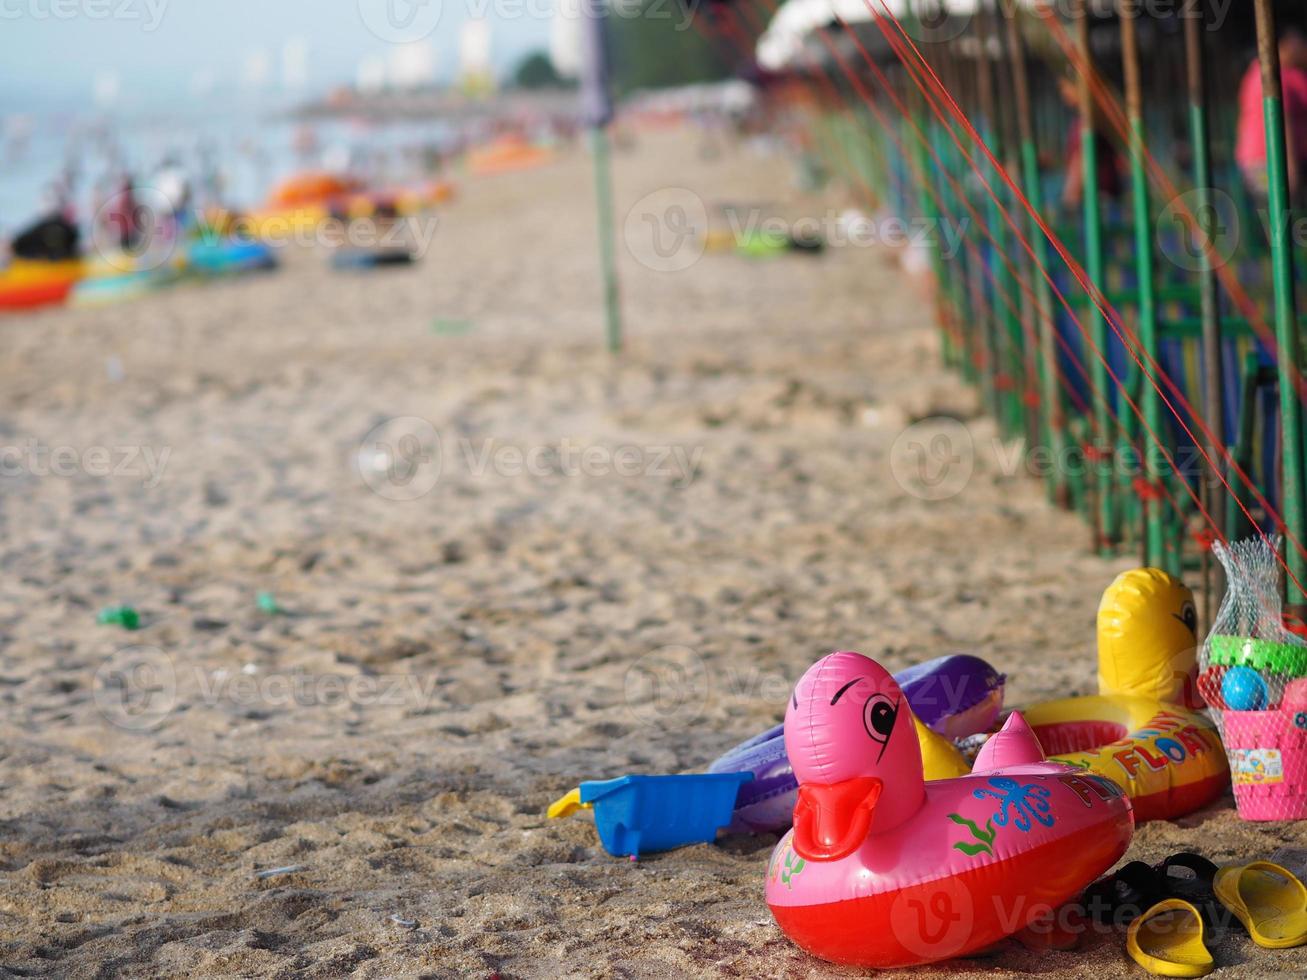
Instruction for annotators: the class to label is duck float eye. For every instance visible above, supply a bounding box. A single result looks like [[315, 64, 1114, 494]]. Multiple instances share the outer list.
[[1177, 599, 1197, 636], [863, 694, 898, 752]]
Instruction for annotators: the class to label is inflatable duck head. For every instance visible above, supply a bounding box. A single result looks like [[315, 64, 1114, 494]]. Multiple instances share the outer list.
[[785, 652, 925, 861], [1098, 568, 1199, 706]]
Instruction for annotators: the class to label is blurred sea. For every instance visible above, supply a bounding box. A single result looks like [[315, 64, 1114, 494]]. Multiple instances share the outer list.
[[0, 106, 455, 236]]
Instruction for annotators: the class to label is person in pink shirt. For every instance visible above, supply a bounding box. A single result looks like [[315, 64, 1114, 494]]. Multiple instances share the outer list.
[[1236, 28, 1307, 202], [1057, 71, 1125, 210]]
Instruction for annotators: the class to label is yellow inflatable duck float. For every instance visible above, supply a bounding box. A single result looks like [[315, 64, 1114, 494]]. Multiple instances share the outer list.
[[1021, 568, 1228, 821]]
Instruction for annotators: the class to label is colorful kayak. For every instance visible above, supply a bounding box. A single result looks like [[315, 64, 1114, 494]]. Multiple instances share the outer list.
[[0, 256, 85, 312], [1, 258, 85, 284], [0, 276, 77, 312], [330, 247, 415, 270], [185, 239, 278, 276], [467, 137, 554, 176], [70, 265, 183, 308], [267, 171, 362, 208], [237, 205, 328, 243], [340, 189, 428, 219]]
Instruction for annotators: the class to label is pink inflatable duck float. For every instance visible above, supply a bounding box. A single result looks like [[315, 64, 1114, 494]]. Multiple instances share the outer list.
[[765, 652, 1134, 968]]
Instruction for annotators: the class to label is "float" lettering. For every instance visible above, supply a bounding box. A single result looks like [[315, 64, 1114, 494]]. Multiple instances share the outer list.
[[1059, 774, 1122, 806]]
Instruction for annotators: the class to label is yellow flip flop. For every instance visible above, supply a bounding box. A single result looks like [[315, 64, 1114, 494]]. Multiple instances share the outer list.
[[1213, 861, 1307, 949], [1126, 899, 1214, 978]]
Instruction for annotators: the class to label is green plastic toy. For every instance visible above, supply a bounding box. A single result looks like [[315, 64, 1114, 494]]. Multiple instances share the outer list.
[[97, 605, 140, 630]]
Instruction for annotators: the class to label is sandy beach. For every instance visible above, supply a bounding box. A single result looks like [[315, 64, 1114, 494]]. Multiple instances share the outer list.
[[0, 127, 1304, 978]]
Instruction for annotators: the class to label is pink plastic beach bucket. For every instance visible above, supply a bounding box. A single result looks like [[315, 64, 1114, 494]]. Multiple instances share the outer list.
[[1222, 707, 1307, 820]]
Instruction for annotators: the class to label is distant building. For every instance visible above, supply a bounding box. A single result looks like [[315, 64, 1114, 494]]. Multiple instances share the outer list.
[[459, 18, 495, 96], [550, 0, 583, 80], [389, 41, 438, 90]]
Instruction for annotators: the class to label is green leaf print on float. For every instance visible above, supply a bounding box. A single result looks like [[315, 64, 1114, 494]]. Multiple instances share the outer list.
[[946, 812, 997, 857]]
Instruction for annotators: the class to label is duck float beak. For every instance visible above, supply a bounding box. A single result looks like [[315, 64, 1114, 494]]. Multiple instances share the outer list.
[[792, 776, 883, 861]]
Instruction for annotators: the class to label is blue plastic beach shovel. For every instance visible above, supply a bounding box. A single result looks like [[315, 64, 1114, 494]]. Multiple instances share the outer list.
[[548, 772, 753, 858]]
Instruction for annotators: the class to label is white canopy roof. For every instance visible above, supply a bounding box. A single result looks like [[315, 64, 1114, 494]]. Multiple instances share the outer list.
[[755, 0, 1084, 72], [757, 0, 882, 72]]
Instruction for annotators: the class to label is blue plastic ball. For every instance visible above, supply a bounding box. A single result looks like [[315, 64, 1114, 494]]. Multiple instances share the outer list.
[[1222, 666, 1268, 711]]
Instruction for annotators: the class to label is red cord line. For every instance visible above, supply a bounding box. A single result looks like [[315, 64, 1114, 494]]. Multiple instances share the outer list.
[[860, 0, 1307, 597]]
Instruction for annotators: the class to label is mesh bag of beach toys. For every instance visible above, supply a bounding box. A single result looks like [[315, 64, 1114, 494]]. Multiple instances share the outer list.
[[1199, 536, 1307, 820]]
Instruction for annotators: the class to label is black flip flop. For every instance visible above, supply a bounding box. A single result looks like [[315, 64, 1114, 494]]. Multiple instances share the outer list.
[[1082, 854, 1221, 930], [1082, 861, 1163, 926], [1156, 853, 1225, 938]]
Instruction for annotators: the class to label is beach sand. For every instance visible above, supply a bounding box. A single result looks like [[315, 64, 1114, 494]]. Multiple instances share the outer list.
[[0, 127, 1303, 978]]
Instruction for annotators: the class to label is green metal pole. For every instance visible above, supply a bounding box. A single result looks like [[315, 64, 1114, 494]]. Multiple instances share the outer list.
[[908, 71, 960, 371], [1183, 4, 1224, 616], [977, 4, 1024, 439], [1076, 0, 1115, 553], [589, 126, 622, 354], [1120, 1, 1168, 570], [863, 104, 888, 206], [929, 37, 978, 385], [990, 5, 1041, 453], [974, 11, 1005, 425], [904, 0, 973, 382], [1254, 0, 1307, 617], [1003, 0, 1066, 506]]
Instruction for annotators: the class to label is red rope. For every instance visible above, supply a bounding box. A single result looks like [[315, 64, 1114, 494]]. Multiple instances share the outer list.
[[742, 0, 1186, 524], [862, 0, 1307, 598], [809, 3, 1198, 535], [1035, 6, 1307, 407]]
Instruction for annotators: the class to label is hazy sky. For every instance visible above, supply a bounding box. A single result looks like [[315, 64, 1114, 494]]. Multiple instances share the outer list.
[[0, 0, 555, 115]]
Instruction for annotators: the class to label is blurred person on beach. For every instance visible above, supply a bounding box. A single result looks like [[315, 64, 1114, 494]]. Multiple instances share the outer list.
[[197, 140, 227, 211], [153, 156, 193, 242], [1058, 70, 1124, 210], [1236, 27, 1307, 204], [100, 174, 140, 253]]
